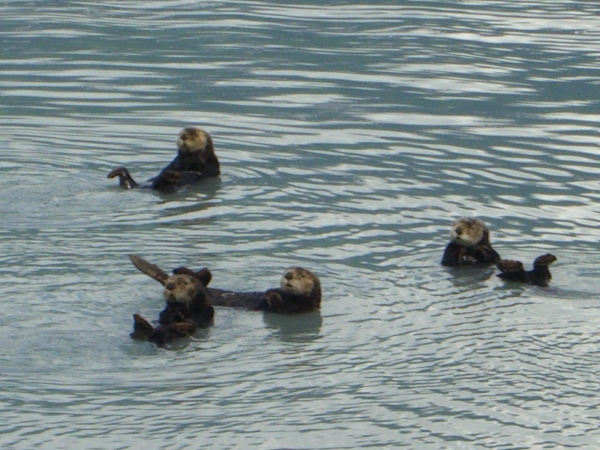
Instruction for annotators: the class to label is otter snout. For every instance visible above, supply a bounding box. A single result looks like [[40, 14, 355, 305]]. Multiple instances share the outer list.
[[166, 282, 176, 291]]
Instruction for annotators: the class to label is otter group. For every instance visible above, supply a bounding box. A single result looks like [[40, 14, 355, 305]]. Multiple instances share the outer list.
[[128, 255, 321, 345], [441, 217, 557, 287], [110, 127, 556, 345], [108, 127, 323, 345]]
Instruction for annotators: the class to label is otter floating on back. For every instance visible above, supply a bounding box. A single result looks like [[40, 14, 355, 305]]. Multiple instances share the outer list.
[[108, 127, 219, 192], [129, 255, 322, 314], [441, 217, 501, 266], [496, 253, 557, 287], [130, 261, 215, 345]]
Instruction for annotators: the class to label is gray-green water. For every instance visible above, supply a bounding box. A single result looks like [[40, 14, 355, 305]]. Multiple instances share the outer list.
[[2, 1, 600, 449]]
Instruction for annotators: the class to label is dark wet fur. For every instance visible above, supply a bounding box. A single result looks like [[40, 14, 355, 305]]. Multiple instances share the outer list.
[[441, 241, 501, 266], [131, 313, 197, 345], [205, 287, 321, 314], [496, 253, 557, 287]]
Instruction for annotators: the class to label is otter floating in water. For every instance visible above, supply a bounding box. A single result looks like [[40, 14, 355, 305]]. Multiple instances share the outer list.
[[496, 253, 557, 287], [129, 255, 322, 314], [130, 262, 215, 345], [108, 127, 219, 192], [441, 217, 501, 266]]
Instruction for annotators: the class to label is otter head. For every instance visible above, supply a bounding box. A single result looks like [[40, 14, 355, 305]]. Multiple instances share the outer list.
[[177, 127, 212, 157], [280, 267, 320, 297], [449, 217, 488, 247], [163, 273, 205, 306]]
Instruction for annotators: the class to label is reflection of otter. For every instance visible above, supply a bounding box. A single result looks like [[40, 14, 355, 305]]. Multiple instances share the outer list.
[[496, 253, 557, 287], [263, 310, 323, 341], [129, 255, 322, 314], [108, 127, 220, 191], [130, 265, 214, 345], [441, 217, 501, 266]]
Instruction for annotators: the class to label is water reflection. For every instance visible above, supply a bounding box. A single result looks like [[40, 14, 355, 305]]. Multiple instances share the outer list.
[[263, 310, 323, 342]]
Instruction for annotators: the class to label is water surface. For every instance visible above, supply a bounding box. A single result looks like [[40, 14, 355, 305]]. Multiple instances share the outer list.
[[2, 1, 600, 449]]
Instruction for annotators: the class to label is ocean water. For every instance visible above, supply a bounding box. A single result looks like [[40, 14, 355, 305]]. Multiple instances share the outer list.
[[2, 1, 600, 449]]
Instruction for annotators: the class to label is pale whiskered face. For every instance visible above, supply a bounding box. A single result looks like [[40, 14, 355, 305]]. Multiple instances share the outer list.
[[280, 267, 318, 296], [449, 217, 487, 247], [177, 127, 209, 156], [163, 274, 203, 305]]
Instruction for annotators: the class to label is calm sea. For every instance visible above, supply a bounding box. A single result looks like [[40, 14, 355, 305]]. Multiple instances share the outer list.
[[2, 1, 600, 449]]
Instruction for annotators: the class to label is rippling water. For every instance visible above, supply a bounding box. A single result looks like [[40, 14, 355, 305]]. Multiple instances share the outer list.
[[3, 1, 600, 448]]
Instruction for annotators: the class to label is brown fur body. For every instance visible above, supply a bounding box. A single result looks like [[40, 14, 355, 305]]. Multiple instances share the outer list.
[[441, 217, 500, 266], [108, 127, 219, 192]]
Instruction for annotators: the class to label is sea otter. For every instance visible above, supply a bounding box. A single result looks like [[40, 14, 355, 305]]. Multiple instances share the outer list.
[[130, 262, 214, 344], [206, 267, 321, 313], [441, 217, 501, 266], [496, 253, 557, 287], [129, 255, 322, 314], [108, 127, 220, 191]]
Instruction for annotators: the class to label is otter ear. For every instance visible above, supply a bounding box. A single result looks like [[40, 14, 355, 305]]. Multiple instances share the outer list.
[[194, 268, 212, 287]]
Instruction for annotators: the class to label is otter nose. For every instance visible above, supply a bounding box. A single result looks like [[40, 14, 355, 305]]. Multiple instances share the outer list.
[[284, 272, 293, 281], [455, 227, 462, 235], [166, 282, 175, 290]]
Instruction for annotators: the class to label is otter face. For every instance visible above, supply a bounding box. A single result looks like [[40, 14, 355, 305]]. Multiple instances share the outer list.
[[177, 127, 209, 156], [280, 267, 318, 296], [163, 274, 204, 305], [449, 217, 487, 247]]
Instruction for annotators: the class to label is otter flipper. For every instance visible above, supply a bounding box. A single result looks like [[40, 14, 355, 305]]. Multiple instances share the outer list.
[[129, 255, 169, 285], [496, 259, 527, 283], [131, 313, 155, 340], [131, 313, 196, 345], [108, 167, 139, 189], [497, 253, 557, 287], [534, 254, 557, 268]]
